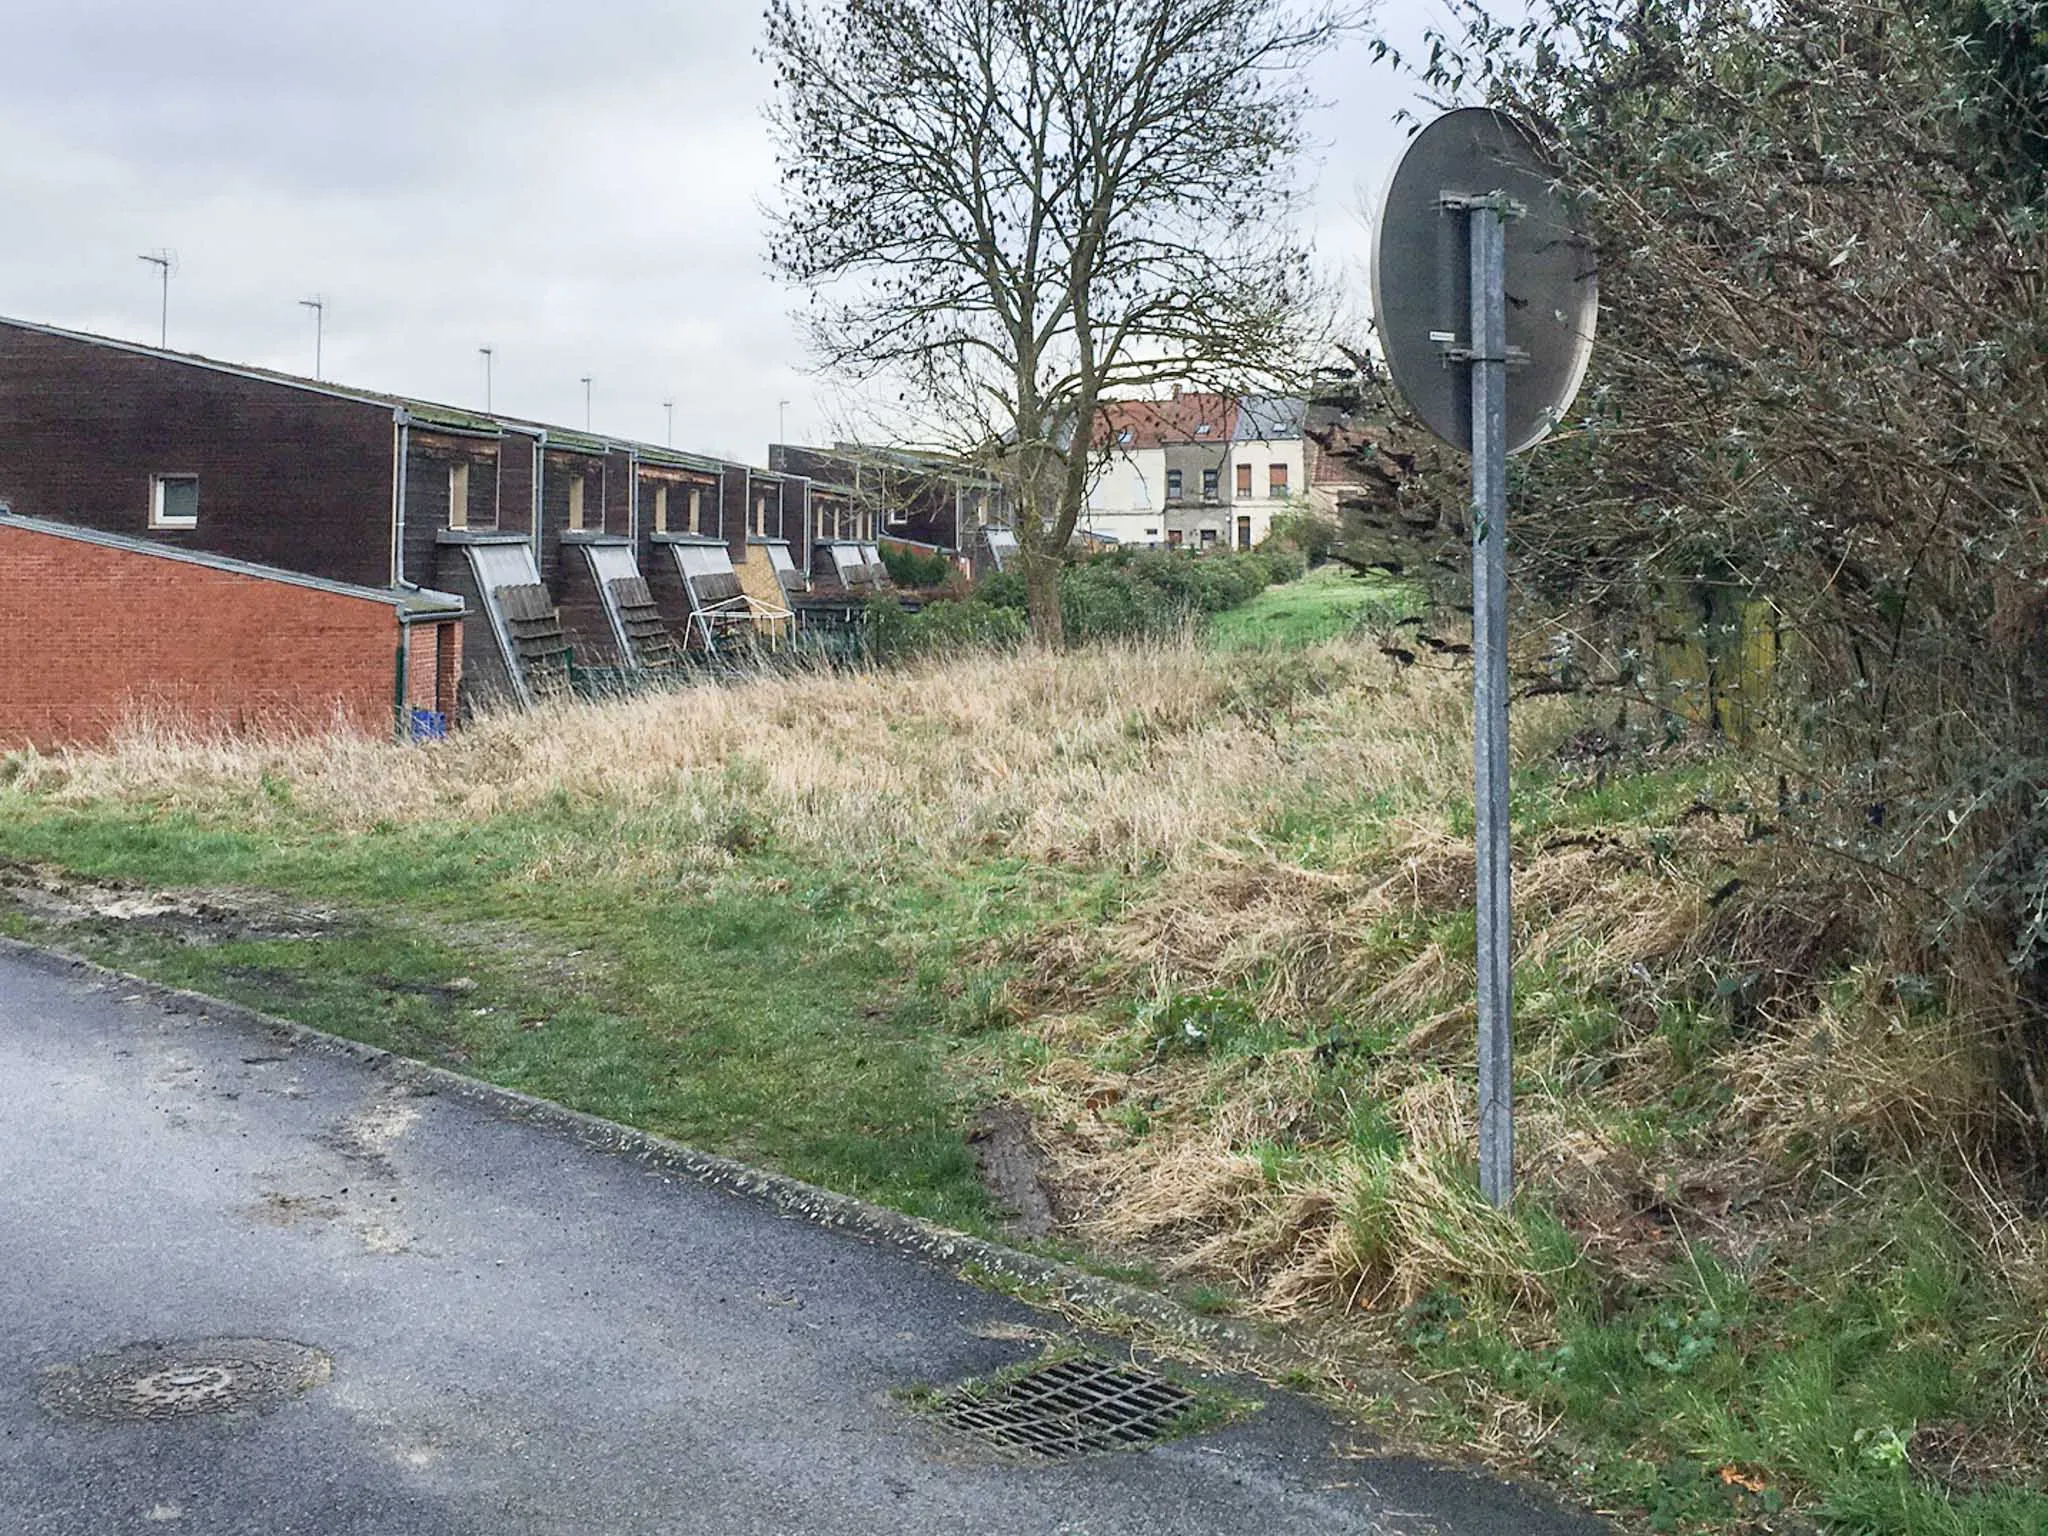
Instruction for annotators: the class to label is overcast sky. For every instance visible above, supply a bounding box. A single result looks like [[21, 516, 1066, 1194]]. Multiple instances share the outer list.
[[0, 0, 1449, 464]]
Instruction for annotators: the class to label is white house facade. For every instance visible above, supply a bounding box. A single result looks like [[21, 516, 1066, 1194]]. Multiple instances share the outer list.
[[1080, 439, 1167, 547], [1222, 396, 1311, 551]]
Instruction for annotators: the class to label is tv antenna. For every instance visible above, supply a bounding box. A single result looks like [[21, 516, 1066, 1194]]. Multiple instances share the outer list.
[[298, 296, 326, 379], [138, 250, 177, 348], [1372, 107, 1598, 1208], [479, 347, 494, 411], [663, 398, 674, 447], [580, 375, 592, 431]]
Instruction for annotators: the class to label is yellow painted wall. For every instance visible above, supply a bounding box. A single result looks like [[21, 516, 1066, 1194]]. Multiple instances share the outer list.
[[736, 547, 795, 643]]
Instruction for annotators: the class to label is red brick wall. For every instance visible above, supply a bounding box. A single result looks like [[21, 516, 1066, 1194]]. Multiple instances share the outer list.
[[401, 620, 462, 717], [0, 524, 417, 748]]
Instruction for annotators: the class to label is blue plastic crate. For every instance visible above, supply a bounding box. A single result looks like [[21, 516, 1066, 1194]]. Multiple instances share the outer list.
[[407, 708, 447, 743]]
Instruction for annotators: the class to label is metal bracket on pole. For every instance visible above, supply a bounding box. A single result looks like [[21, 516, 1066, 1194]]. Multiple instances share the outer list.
[[1468, 199, 1516, 1209], [1440, 191, 1527, 219], [1431, 341, 1532, 369]]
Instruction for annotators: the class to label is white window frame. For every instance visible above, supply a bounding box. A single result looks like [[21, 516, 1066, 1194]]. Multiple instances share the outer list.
[[150, 472, 199, 529], [447, 462, 469, 530]]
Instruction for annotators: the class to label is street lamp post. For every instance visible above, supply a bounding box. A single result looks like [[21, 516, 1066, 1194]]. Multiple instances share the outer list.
[[479, 347, 494, 412]]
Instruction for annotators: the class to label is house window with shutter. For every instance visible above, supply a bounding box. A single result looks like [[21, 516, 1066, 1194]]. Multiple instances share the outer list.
[[1236, 463, 1252, 499], [1269, 463, 1289, 497], [568, 476, 586, 531], [1202, 468, 1219, 501], [447, 462, 469, 530], [654, 484, 669, 534]]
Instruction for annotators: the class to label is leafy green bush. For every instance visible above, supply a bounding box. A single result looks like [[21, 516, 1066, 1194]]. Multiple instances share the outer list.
[[1258, 544, 1310, 584], [879, 543, 955, 589], [975, 547, 1289, 643], [1264, 511, 1337, 564], [862, 595, 1028, 663]]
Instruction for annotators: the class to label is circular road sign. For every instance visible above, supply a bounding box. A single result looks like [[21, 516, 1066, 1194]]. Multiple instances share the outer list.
[[1370, 108, 1598, 455]]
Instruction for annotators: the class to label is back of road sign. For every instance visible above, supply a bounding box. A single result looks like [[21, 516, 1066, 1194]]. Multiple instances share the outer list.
[[1370, 108, 1597, 455]]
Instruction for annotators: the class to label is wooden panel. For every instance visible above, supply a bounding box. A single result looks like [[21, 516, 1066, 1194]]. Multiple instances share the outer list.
[[493, 583, 571, 692], [402, 431, 499, 589], [608, 577, 682, 668]]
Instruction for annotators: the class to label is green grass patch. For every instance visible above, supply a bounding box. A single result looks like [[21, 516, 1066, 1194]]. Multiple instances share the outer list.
[[1208, 563, 1421, 649]]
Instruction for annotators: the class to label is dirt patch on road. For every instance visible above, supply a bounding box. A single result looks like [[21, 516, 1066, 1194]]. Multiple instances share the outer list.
[[0, 860, 338, 947]]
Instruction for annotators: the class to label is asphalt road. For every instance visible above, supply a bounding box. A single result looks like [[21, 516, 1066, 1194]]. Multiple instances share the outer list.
[[0, 950, 1606, 1535]]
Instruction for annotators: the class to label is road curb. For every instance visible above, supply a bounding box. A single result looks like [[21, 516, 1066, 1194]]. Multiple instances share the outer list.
[[0, 932, 1360, 1394]]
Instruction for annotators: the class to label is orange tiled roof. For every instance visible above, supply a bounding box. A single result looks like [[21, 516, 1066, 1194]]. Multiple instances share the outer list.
[[1094, 393, 1239, 450]]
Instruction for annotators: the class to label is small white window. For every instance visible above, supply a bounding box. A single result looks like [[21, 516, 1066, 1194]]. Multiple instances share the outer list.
[[151, 473, 198, 528], [654, 484, 669, 534], [1116, 429, 1133, 445], [687, 488, 702, 534], [447, 462, 469, 530], [567, 476, 586, 531], [1195, 423, 1212, 437]]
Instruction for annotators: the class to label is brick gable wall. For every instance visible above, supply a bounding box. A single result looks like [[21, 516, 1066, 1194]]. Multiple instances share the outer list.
[[0, 523, 444, 748]]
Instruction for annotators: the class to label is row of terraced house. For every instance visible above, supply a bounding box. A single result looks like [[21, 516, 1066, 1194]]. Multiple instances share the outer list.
[[0, 317, 1015, 748]]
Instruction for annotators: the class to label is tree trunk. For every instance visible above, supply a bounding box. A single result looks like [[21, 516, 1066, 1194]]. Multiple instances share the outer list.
[[1019, 546, 1065, 648]]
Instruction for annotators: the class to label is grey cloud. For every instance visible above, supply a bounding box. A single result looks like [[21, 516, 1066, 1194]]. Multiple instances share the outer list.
[[2, 0, 1436, 461]]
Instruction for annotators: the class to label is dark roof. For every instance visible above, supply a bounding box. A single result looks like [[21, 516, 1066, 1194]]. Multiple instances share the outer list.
[[1232, 396, 1307, 442], [0, 314, 740, 477], [797, 441, 1004, 489], [0, 511, 465, 616]]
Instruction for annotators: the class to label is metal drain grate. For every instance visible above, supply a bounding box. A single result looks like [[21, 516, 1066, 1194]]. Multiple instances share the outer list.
[[928, 1356, 1197, 1458], [39, 1338, 331, 1425]]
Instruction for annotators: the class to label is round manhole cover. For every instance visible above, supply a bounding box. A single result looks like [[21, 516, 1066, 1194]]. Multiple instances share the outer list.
[[39, 1338, 331, 1424]]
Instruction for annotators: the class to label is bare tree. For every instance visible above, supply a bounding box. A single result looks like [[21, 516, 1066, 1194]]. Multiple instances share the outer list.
[[762, 0, 1361, 642]]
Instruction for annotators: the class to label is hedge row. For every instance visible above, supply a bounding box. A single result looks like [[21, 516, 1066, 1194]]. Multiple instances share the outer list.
[[863, 545, 1303, 661]]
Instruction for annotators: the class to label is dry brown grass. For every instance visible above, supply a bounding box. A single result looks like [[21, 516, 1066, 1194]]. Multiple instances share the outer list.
[[8, 632, 2044, 1343], [4, 641, 1460, 881]]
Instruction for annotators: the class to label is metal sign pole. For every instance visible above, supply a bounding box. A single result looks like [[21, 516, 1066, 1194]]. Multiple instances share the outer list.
[[1375, 108, 1596, 1209], [1468, 198, 1515, 1208]]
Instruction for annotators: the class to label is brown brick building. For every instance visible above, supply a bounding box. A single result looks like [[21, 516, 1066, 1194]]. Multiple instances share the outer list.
[[0, 318, 798, 712]]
